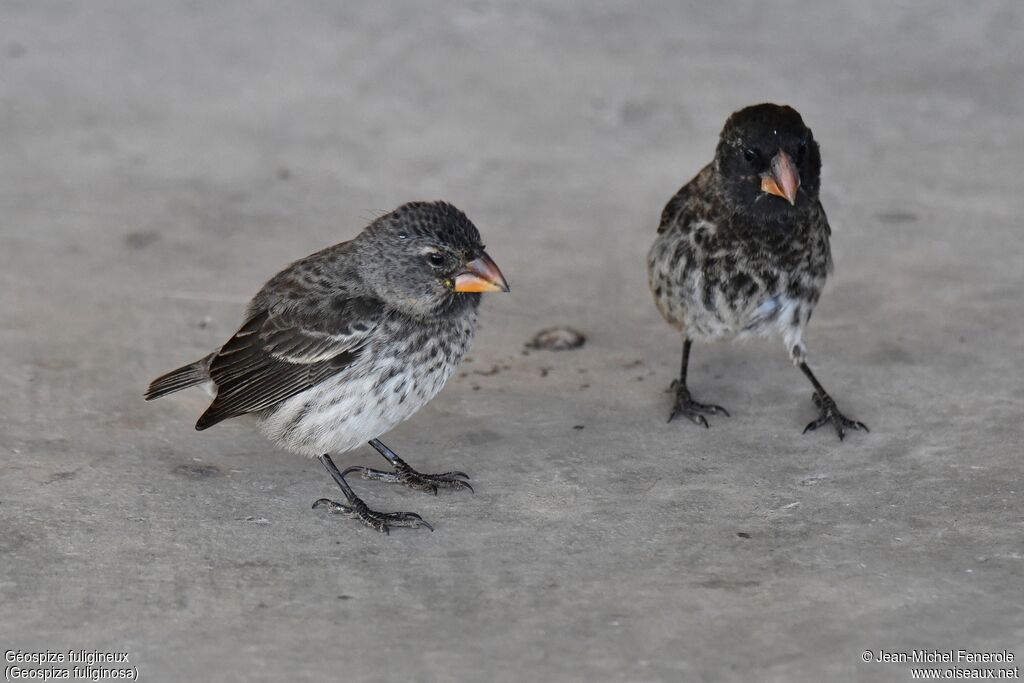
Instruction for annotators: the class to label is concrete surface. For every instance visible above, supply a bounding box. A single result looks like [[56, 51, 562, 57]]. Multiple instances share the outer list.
[[2, 2, 1023, 681]]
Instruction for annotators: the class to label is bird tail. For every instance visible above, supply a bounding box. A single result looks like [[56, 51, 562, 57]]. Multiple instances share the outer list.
[[144, 354, 213, 401]]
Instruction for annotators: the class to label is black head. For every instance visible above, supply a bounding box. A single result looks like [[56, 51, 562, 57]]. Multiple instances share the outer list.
[[715, 104, 821, 222], [357, 201, 508, 317]]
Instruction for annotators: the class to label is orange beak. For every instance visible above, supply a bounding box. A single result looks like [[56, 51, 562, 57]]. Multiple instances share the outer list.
[[760, 149, 800, 205], [453, 251, 510, 293]]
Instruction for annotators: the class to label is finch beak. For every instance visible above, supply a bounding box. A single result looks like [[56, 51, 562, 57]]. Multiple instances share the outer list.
[[760, 149, 800, 205], [453, 252, 510, 293]]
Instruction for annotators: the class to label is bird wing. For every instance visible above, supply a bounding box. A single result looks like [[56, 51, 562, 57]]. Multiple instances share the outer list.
[[657, 163, 719, 236], [195, 297, 383, 430], [657, 185, 693, 234]]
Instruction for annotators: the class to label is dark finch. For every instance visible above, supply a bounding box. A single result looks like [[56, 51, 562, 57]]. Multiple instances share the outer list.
[[647, 104, 867, 439], [146, 201, 509, 532]]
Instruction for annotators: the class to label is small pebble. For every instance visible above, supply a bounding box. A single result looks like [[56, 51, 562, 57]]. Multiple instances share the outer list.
[[526, 326, 586, 351]]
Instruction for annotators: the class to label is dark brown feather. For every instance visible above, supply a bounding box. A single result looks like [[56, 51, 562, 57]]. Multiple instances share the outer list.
[[195, 304, 380, 431]]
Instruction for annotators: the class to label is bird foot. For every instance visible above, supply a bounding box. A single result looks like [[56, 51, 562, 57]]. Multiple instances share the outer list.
[[312, 496, 433, 535], [668, 381, 730, 427], [803, 392, 868, 441], [347, 460, 474, 495]]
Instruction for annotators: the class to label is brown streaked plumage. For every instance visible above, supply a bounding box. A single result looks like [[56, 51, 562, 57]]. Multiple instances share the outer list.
[[147, 201, 509, 532], [647, 103, 867, 439]]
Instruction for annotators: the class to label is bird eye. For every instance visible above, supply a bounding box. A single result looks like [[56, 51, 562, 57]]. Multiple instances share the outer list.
[[427, 252, 446, 267], [797, 138, 809, 162], [742, 147, 759, 164]]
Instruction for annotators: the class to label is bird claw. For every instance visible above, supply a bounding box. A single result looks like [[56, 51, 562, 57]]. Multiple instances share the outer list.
[[313, 497, 433, 534], [346, 464, 474, 495], [803, 392, 869, 441], [668, 385, 730, 426]]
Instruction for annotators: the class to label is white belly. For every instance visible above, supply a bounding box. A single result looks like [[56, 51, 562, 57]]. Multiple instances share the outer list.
[[258, 356, 454, 458]]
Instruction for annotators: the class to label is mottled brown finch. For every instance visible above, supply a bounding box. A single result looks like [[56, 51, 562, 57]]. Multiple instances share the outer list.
[[146, 201, 509, 532], [647, 104, 867, 439]]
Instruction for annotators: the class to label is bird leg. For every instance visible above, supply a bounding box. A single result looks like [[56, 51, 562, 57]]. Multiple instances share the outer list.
[[312, 453, 433, 534], [798, 361, 868, 441], [344, 438, 473, 495], [668, 338, 730, 427]]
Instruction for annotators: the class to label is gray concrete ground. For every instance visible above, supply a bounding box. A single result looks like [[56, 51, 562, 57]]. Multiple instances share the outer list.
[[2, 2, 1022, 681]]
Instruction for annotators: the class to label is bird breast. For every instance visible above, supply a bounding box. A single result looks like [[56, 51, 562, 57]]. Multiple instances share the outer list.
[[258, 311, 477, 457], [647, 221, 820, 342]]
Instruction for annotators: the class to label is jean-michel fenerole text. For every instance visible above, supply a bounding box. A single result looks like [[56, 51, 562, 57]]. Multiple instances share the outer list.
[[872, 650, 1014, 664]]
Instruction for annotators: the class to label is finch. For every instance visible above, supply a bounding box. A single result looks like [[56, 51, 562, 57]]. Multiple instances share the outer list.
[[146, 201, 509, 532], [647, 104, 867, 439]]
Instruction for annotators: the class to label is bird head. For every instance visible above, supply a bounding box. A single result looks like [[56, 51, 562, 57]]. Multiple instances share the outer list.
[[358, 201, 509, 317], [714, 104, 822, 222]]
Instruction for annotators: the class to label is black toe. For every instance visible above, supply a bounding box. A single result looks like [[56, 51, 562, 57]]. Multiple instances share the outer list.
[[668, 386, 730, 427], [347, 463, 474, 495], [804, 393, 868, 441], [313, 495, 433, 534]]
